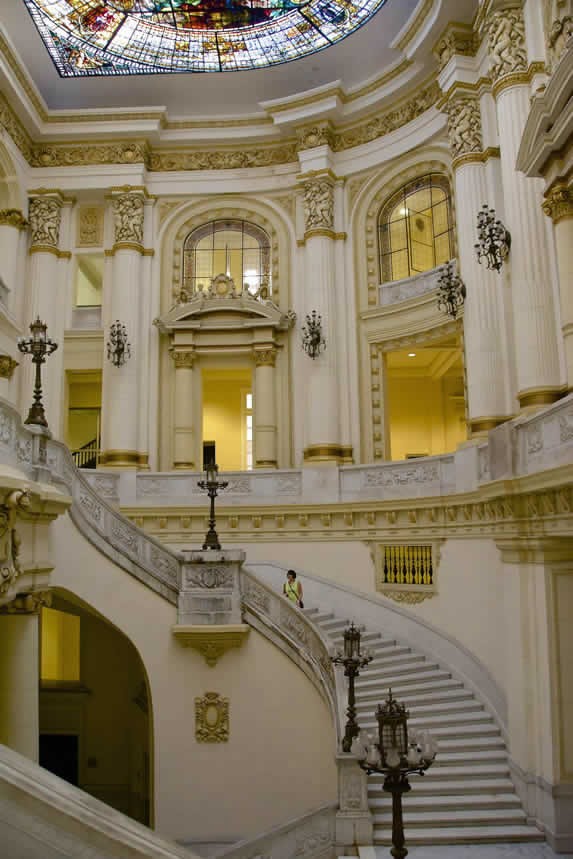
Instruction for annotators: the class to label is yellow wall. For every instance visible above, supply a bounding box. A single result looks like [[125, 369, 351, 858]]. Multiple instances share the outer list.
[[387, 373, 465, 460], [202, 369, 251, 471], [66, 375, 102, 451], [40, 608, 80, 683]]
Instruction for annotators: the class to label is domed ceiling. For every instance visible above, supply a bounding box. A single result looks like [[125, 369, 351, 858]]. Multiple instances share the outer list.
[[22, 0, 391, 74]]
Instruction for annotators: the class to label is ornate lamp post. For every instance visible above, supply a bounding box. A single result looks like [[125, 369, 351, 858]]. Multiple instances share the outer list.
[[301, 310, 326, 359], [197, 463, 228, 551], [352, 689, 438, 859], [331, 623, 373, 752], [17, 317, 58, 428], [475, 204, 511, 272]]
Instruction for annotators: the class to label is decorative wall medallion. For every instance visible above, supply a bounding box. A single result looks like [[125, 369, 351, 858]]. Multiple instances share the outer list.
[[0, 356, 18, 379], [195, 692, 229, 743], [185, 566, 234, 589]]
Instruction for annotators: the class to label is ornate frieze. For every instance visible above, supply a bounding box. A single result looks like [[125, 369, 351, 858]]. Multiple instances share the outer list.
[[542, 184, 573, 223], [0, 356, 18, 379], [28, 195, 62, 248], [296, 123, 334, 152], [112, 192, 145, 246], [253, 347, 277, 367], [303, 179, 335, 233], [195, 692, 229, 742], [485, 8, 528, 84], [77, 205, 104, 247], [149, 144, 297, 171], [444, 95, 483, 158], [0, 209, 27, 230], [30, 141, 149, 169]]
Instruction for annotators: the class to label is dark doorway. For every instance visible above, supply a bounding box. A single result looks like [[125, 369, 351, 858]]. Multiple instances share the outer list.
[[39, 733, 79, 786], [203, 439, 216, 468]]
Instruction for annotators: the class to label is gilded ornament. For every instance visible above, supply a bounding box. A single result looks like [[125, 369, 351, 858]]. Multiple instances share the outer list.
[[444, 96, 482, 158], [303, 179, 334, 232], [296, 123, 334, 152], [0, 209, 27, 230], [253, 347, 277, 367], [542, 184, 573, 223], [77, 206, 104, 247], [28, 196, 62, 247], [195, 692, 229, 743], [30, 141, 149, 169], [486, 9, 528, 82], [112, 193, 145, 245], [170, 349, 195, 369], [0, 356, 18, 379], [149, 144, 297, 172], [0, 94, 34, 163]]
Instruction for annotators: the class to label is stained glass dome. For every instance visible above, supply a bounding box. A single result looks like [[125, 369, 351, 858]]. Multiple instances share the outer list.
[[22, 0, 389, 75]]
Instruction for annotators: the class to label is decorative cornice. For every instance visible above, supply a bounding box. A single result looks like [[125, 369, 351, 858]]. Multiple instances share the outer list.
[[543, 184, 573, 223], [0, 209, 27, 230], [393, 0, 434, 53]]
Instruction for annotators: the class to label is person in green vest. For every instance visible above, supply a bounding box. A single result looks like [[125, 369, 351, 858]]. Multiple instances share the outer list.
[[283, 569, 304, 609]]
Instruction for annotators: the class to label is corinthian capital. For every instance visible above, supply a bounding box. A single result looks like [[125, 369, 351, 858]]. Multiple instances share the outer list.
[[28, 195, 62, 248], [444, 95, 483, 158], [112, 192, 145, 246], [303, 178, 334, 233], [485, 7, 528, 82], [542, 184, 573, 223], [170, 349, 195, 369]]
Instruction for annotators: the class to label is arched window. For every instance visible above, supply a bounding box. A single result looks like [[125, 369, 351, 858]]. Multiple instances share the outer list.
[[183, 219, 271, 299], [378, 174, 454, 283]]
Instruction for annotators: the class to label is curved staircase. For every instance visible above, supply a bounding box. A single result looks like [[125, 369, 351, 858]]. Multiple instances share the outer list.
[[304, 607, 544, 847]]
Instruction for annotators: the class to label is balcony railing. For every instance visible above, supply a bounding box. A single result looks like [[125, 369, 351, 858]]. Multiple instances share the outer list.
[[72, 438, 99, 469]]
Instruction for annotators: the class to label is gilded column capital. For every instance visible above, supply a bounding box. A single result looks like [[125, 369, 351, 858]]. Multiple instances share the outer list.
[[111, 190, 145, 247], [303, 177, 335, 235], [542, 184, 573, 223], [253, 347, 277, 367], [170, 349, 195, 369], [28, 194, 63, 248], [296, 122, 334, 152], [485, 7, 528, 94], [443, 94, 483, 164], [0, 590, 52, 615], [0, 355, 18, 379], [0, 209, 27, 230]]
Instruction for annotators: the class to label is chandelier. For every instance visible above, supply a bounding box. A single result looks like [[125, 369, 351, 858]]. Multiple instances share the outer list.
[[437, 261, 466, 320], [475, 204, 511, 272], [301, 310, 326, 359], [106, 321, 131, 368]]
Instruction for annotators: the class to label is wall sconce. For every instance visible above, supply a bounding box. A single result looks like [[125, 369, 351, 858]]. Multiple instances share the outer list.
[[301, 310, 326, 359], [475, 204, 511, 272], [437, 261, 466, 320], [106, 320, 131, 368]]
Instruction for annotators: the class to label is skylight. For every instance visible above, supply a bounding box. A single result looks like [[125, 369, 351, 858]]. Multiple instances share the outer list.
[[22, 0, 389, 75]]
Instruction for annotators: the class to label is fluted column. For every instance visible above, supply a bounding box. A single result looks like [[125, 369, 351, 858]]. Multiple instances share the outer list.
[[0, 611, 40, 760], [100, 189, 146, 468], [301, 176, 349, 464], [543, 184, 573, 390], [252, 347, 277, 468], [27, 192, 68, 435], [485, 5, 562, 408], [443, 93, 512, 433], [171, 349, 196, 469]]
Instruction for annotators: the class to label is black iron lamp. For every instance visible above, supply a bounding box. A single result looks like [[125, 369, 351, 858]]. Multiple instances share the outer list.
[[106, 320, 131, 368], [17, 317, 58, 428], [475, 204, 511, 272], [352, 689, 438, 859], [301, 310, 326, 359], [331, 623, 373, 752], [437, 261, 466, 320], [197, 463, 228, 551]]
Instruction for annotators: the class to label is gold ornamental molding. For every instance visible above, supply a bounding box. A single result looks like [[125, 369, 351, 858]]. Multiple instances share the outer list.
[[29, 246, 71, 259], [148, 144, 298, 172], [195, 692, 229, 742], [491, 62, 547, 100], [452, 147, 501, 171], [172, 624, 250, 666], [543, 184, 573, 224], [303, 444, 353, 464], [252, 347, 277, 367], [0, 209, 27, 230], [469, 416, 510, 435], [302, 229, 347, 243], [99, 449, 142, 468], [393, 0, 434, 53], [518, 386, 566, 409], [0, 356, 18, 379]]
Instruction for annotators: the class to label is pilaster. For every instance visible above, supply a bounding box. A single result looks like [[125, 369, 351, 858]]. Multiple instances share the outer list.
[[544, 184, 573, 392], [252, 346, 278, 468], [170, 348, 196, 469]]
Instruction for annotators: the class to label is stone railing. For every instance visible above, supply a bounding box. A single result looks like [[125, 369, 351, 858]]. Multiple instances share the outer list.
[[240, 567, 339, 733], [378, 263, 448, 306], [216, 803, 336, 859]]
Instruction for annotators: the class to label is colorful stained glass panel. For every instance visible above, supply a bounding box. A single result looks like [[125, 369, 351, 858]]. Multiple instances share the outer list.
[[21, 0, 389, 75]]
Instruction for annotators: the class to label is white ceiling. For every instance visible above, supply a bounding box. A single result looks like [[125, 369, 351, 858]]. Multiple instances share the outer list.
[[2, 0, 420, 117]]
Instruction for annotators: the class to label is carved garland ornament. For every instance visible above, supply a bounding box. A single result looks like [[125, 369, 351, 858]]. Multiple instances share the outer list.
[[28, 196, 62, 248], [303, 179, 335, 232], [444, 96, 483, 157], [0, 209, 28, 230], [486, 8, 528, 81], [112, 192, 145, 246], [195, 692, 229, 743]]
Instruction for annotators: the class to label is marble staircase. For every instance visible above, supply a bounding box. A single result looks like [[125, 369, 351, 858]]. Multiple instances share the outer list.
[[304, 608, 544, 847]]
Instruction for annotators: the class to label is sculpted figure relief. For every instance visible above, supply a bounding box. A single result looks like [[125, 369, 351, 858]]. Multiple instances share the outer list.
[[486, 9, 528, 80], [28, 196, 62, 247], [112, 192, 145, 245], [445, 96, 482, 156], [549, 15, 573, 66], [303, 179, 335, 232]]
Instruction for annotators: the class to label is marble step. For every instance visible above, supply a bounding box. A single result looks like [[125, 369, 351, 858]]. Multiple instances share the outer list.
[[355, 682, 470, 706], [359, 668, 454, 689], [432, 749, 507, 766], [359, 710, 495, 731], [373, 808, 528, 828], [355, 698, 483, 718], [369, 777, 517, 796], [373, 824, 544, 845], [438, 735, 505, 751], [369, 793, 521, 812], [367, 764, 510, 785], [357, 661, 440, 684]]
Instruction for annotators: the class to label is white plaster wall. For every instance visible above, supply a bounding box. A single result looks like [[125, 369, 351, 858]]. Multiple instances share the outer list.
[[49, 516, 337, 843]]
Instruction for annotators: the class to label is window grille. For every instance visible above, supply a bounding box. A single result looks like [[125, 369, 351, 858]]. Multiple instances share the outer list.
[[378, 174, 454, 283], [373, 543, 437, 603]]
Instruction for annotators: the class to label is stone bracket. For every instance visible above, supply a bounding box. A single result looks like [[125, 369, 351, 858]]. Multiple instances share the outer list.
[[172, 623, 250, 666]]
